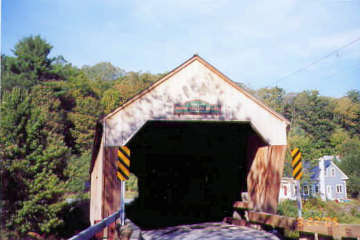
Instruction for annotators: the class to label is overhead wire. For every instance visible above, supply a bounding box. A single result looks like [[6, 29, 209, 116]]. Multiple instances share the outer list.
[[274, 36, 360, 86]]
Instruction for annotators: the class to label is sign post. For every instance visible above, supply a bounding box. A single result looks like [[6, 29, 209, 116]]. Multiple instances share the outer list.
[[291, 147, 303, 218], [117, 146, 131, 225], [121, 181, 125, 225]]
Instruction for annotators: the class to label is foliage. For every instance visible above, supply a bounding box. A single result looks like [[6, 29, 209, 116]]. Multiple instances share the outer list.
[[0, 36, 165, 237], [101, 87, 126, 115], [82, 62, 125, 81], [347, 89, 360, 103], [256, 87, 285, 113], [277, 198, 360, 224], [126, 173, 138, 192], [0, 86, 70, 235], [255, 87, 360, 192], [338, 138, 360, 198], [276, 200, 298, 217], [332, 97, 360, 135], [64, 151, 91, 193], [1, 36, 63, 91]]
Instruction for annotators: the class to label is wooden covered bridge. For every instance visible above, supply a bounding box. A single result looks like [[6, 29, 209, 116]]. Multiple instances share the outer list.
[[89, 55, 290, 238]]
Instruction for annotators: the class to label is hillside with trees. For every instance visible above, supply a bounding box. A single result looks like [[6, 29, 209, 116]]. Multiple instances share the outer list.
[[1, 36, 359, 238]]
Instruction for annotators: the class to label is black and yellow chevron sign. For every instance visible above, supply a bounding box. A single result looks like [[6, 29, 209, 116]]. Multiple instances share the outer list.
[[291, 147, 303, 180], [117, 146, 130, 181]]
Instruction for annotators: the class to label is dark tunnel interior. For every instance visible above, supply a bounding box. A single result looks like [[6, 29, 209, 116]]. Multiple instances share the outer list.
[[126, 120, 258, 229]]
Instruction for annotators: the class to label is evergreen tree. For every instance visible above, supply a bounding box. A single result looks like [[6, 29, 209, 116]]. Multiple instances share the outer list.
[[338, 138, 360, 198], [1, 36, 60, 92], [256, 87, 286, 114], [0, 86, 70, 235]]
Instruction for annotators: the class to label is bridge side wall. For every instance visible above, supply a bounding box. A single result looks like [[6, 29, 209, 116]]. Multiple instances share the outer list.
[[90, 138, 104, 225], [102, 147, 122, 238], [102, 147, 122, 216], [247, 134, 287, 213]]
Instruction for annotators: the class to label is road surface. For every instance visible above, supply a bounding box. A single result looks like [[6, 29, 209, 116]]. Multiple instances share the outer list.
[[141, 222, 279, 240]]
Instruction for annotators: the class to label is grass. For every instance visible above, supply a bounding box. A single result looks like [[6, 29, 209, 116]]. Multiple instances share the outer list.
[[277, 198, 360, 224], [125, 191, 138, 199], [277, 199, 360, 239]]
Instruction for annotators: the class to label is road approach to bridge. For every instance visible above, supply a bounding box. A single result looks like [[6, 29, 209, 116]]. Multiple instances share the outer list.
[[141, 222, 279, 240]]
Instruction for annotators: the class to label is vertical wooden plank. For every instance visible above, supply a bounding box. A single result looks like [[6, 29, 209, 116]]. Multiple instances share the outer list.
[[247, 146, 269, 211], [103, 147, 122, 240], [246, 132, 287, 213], [264, 145, 286, 213], [90, 138, 104, 226], [246, 133, 268, 212]]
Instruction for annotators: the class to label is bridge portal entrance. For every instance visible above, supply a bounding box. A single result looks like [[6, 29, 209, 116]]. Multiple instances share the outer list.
[[126, 120, 262, 229], [89, 55, 289, 235]]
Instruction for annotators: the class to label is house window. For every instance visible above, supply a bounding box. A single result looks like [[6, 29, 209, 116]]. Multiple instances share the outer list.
[[331, 168, 335, 177], [336, 184, 343, 193], [303, 185, 309, 195], [315, 185, 319, 193]]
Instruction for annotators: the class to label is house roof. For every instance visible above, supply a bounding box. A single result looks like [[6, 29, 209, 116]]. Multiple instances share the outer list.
[[325, 160, 349, 180], [309, 157, 349, 180]]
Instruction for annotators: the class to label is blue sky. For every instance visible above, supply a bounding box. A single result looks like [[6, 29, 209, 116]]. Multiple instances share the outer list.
[[2, 0, 360, 97]]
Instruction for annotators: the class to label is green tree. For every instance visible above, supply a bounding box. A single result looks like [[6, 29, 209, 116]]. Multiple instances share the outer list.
[[330, 128, 351, 154], [332, 96, 360, 136], [68, 95, 103, 153], [347, 89, 360, 103], [82, 62, 125, 82], [256, 87, 286, 114], [0, 86, 70, 235], [1, 35, 61, 91], [64, 152, 91, 194], [338, 138, 360, 198], [101, 88, 125, 114], [293, 91, 335, 152]]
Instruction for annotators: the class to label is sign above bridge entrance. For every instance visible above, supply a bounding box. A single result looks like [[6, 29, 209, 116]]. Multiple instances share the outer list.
[[174, 100, 222, 115]]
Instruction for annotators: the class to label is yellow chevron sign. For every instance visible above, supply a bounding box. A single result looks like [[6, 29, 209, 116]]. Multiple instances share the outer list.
[[291, 148, 303, 180], [117, 146, 130, 181]]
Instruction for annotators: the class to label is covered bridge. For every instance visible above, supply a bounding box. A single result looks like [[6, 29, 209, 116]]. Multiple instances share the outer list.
[[90, 55, 290, 229]]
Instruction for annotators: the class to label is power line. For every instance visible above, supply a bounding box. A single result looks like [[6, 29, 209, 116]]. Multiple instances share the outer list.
[[274, 36, 360, 86]]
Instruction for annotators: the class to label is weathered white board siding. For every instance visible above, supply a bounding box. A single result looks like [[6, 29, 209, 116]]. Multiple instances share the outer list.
[[90, 139, 104, 224], [104, 59, 288, 147]]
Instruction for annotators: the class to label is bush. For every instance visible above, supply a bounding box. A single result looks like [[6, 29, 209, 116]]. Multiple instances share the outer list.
[[277, 200, 298, 217]]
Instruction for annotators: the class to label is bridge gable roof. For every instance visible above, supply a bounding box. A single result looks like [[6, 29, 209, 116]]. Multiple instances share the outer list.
[[90, 55, 289, 173]]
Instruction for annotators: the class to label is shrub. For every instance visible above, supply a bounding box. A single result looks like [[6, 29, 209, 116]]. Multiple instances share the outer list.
[[277, 200, 298, 217]]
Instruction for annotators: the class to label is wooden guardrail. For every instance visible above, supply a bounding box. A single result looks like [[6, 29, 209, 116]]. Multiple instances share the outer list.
[[68, 209, 123, 240], [232, 201, 360, 239]]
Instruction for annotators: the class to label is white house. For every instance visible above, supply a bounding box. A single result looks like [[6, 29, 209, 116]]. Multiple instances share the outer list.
[[304, 156, 348, 201], [279, 177, 297, 201], [280, 156, 349, 201]]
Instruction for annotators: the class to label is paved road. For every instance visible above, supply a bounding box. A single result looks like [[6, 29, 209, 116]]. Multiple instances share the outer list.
[[141, 222, 279, 240]]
